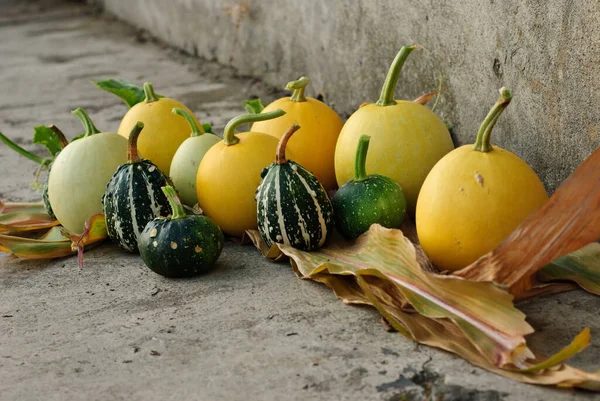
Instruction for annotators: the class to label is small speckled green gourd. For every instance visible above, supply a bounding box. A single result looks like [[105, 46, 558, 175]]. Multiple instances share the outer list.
[[255, 124, 334, 251], [332, 135, 407, 239], [138, 186, 224, 278], [103, 122, 171, 253]]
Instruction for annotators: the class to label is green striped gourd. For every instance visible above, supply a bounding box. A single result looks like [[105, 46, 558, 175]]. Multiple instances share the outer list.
[[255, 124, 334, 251], [103, 122, 171, 253]]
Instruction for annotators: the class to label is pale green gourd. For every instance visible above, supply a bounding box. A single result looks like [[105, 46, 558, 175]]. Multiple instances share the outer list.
[[169, 108, 221, 206], [48, 108, 127, 234]]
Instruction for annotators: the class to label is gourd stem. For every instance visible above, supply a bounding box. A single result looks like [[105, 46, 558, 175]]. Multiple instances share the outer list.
[[276, 124, 301, 164], [0, 130, 46, 165], [71, 108, 101, 137], [48, 125, 69, 148], [473, 87, 512, 152], [223, 109, 286, 146], [127, 121, 145, 163], [172, 108, 205, 137], [376, 45, 416, 107], [354, 135, 371, 181], [162, 186, 186, 220], [143, 82, 159, 103], [285, 77, 310, 102]]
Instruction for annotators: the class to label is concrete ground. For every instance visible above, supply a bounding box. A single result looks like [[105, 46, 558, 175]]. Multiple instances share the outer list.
[[1, 2, 599, 400]]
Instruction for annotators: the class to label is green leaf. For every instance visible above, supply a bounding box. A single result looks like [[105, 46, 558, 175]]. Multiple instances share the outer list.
[[32, 125, 62, 157], [95, 78, 164, 108], [538, 242, 600, 295], [243, 98, 266, 114], [202, 123, 213, 134]]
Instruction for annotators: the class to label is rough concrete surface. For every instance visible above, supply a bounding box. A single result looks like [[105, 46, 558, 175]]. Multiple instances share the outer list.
[[99, 0, 600, 194], [1, 2, 599, 401]]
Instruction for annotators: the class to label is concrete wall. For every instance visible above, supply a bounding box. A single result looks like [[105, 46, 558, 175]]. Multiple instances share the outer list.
[[100, 0, 600, 192]]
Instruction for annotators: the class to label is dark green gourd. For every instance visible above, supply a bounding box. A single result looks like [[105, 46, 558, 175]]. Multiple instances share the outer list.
[[42, 126, 69, 219], [103, 122, 171, 252], [138, 186, 224, 278], [255, 124, 334, 251], [332, 135, 407, 239]]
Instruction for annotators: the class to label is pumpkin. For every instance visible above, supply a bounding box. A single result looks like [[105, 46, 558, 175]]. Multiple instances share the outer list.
[[169, 108, 220, 207], [103, 121, 172, 253], [334, 46, 454, 214], [250, 77, 343, 191], [332, 135, 407, 239], [196, 110, 291, 237], [117, 82, 201, 173], [255, 124, 334, 251], [416, 87, 549, 272], [47, 108, 128, 234], [138, 186, 224, 278]]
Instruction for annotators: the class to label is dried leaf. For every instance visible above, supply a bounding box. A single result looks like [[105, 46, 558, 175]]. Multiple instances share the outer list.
[[269, 224, 600, 390], [68, 214, 108, 267], [0, 211, 58, 232], [0, 226, 72, 259], [245, 229, 285, 261], [279, 225, 534, 368], [538, 242, 600, 296], [413, 91, 438, 105], [455, 147, 600, 295], [0, 201, 47, 214]]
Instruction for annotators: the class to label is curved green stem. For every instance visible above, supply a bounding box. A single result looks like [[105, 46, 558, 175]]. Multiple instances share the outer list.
[[285, 77, 310, 102], [354, 135, 371, 181], [127, 121, 145, 163], [473, 87, 513, 152], [172, 108, 205, 137], [48, 125, 69, 148], [376, 45, 416, 107], [0, 130, 46, 165], [72, 108, 101, 137], [223, 109, 286, 146], [162, 186, 186, 220], [276, 124, 301, 164], [143, 82, 159, 103]]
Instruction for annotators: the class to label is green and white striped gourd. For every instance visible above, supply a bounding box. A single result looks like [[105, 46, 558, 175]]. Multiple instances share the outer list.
[[103, 122, 171, 253], [255, 124, 334, 251]]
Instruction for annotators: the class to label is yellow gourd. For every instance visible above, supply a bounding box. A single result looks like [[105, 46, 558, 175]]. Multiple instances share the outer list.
[[196, 110, 291, 237], [334, 46, 454, 214], [251, 77, 343, 191], [415, 87, 548, 272], [118, 82, 201, 173]]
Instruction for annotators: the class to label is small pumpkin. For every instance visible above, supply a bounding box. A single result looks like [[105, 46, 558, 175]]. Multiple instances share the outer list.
[[333, 135, 407, 239], [117, 82, 202, 173], [48, 108, 128, 234], [255, 124, 334, 251], [138, 186, 224, 278], [334, 46, 454, 214], [169, 108, 220, 207], [196, 110, 292, 237], [416, 87, 549, 272], [103, 122, 171, 253], [250, 77, 343, 191]]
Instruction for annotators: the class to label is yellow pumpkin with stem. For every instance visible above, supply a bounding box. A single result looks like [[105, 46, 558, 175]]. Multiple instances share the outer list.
[[196, 110, 292, 237], [416, 87, 549, 272], [251, 77, 343, 191], [118, 82, 201, 173], [334, 46, 454, 214]]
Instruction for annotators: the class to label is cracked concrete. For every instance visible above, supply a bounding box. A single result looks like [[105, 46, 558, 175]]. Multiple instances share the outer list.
[[1, 2, 599, 400]]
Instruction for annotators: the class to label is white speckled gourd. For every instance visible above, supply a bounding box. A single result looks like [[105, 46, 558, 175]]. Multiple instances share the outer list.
[[103, 121, 171, 253]]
